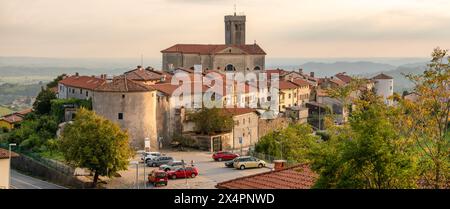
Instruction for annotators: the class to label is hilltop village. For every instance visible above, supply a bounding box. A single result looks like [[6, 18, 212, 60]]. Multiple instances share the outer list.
[[54, 13, 394, 153]]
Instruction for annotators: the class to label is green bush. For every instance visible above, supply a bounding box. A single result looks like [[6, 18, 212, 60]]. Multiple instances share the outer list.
[[50, 98, 92, 122]]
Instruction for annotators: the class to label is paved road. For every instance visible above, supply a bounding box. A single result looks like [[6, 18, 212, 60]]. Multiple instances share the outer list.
[[10, 170, 66, 189]]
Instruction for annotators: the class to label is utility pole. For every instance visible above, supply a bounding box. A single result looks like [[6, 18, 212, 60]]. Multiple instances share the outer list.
[[8, 143, 16, 189]]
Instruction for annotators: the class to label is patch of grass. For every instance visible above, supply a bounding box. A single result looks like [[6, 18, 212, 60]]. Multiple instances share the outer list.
[[39, 150, 65, 162], [0, 106, 13, 116]]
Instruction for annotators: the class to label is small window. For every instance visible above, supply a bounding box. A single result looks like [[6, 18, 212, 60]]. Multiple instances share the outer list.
[[72, 89, 75, 94], [122, 94, 125, 99], [86, 91, 89, 96], [118, 113, 123, 120], [80, 89, 82, 94]]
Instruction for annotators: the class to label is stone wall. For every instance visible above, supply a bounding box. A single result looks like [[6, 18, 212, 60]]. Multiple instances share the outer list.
[[258, 117, 290, 138], [11, 155, 88, 188], [92, 91, 158, 150]]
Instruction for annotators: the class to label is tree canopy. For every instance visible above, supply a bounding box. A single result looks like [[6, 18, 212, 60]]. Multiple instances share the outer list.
[[59, 108, 133, 187], [189, 107, 234, 135], [33, 87, 57, 115]]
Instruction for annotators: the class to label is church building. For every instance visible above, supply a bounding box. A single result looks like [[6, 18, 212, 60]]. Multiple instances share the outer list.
[[161, 13, 266, 72]]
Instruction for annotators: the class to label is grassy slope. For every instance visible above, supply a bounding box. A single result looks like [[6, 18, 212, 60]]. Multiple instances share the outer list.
[[0, 106, 13, 116]]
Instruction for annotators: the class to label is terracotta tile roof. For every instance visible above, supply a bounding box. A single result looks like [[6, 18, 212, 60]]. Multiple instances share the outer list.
[[372, 73, 393, 80], [1, 113, 24, 124], [0, 148, 19, 159], [95, 76, 154, 92], [124, 67, 172, 81], [290, 78, 310, 87], [16, 109, 32, 116], [277, 80, 299, 90], [216, 164, 318, 189], [335, 73, 353, 84], [150, 82, 212, 96], [59, 75, 106, 90], [161, 44, 266, 55], [222, 108, 257, 116]]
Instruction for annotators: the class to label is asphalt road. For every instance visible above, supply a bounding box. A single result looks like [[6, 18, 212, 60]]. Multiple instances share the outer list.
[[10, 170, 66, 189]]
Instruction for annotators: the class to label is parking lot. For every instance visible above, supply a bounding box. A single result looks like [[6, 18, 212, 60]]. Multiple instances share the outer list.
[[104, 150, 273, 189]]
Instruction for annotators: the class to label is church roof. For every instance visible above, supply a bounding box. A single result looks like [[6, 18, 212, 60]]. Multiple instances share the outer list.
[[161, 44, 266, 55]]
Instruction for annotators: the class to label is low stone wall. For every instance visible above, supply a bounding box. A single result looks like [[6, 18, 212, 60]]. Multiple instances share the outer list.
[[258, 117, 290, 138], [11, 155, 89, 189]]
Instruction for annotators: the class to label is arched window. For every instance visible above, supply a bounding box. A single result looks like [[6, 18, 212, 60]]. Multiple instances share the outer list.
[[225, 64, 235, 71], [253, 66, 261, 71]]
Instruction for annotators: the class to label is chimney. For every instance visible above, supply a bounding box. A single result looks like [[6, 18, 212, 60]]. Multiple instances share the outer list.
[[310, 72, 314, 78], [137, 65, 143, 70], [75, 72, 79, 76], [273, 160, 287, 171], [298, 68, 303, 74]]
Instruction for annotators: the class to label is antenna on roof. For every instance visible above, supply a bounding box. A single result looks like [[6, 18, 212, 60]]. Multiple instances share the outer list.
[[234, 1, 237, 16], [140, 54, 143, 67]]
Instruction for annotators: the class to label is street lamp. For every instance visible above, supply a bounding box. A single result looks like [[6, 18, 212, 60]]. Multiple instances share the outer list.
[[181, 159, 189, 189], [8, 143, 16, 189], [130, 161, 139, 189]]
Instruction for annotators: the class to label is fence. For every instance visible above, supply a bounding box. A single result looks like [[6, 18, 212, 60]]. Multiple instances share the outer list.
[[248, 150, 297, 167], [0, 143, 74, 175]]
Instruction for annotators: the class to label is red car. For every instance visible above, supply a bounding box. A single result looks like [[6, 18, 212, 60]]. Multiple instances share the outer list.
[[167, 167, 199, 179], [148, 170, 168, 186], [212, 151, 239, 161]]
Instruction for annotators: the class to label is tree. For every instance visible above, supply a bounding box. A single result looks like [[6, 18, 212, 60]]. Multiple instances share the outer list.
[[255, 123, 318, 163], [310, 91, 418, 188], [33, 87, 56, 115], [46, 74, 67, 89], [326, 77, 367, 123], [189, 107, 234, 135], [400, 47, 450, 188], [59, 108, 133, 187]]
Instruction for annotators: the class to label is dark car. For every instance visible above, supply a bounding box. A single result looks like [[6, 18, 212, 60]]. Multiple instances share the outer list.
[[159, 161, 186, 171], [146, 156, 174, 167], [212, 151, 239, 161], [148, 170, 168, 187], [224, 158, 239, 168], [167, 167, 199, 179]]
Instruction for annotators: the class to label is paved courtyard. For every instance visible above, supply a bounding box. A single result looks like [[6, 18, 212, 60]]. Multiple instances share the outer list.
[[104, 150, 273, 189]]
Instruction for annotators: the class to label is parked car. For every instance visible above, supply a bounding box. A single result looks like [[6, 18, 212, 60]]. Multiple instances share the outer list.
[[142, 152, 161, 163], [212, 151, 239, 161], [148, 170, 168, 187], [167, 167, 199, 179], [224, 158, 239, 168], [233, 156, 266, 170], [159, 161, 186, 171], [146, 156, 174, 167]]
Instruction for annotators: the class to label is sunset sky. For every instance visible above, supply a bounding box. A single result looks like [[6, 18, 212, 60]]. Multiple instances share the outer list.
[[1, 0, 449, 58]]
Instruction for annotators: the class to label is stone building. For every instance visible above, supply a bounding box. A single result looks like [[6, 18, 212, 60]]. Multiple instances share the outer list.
[[225, 108, 259, 151], [58, 74, 106, 100], [92, 77, 158, 150], [161, 14, 266, 72]]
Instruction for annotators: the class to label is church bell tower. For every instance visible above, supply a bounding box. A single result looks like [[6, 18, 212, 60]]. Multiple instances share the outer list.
[[225, 13, 246, 45]]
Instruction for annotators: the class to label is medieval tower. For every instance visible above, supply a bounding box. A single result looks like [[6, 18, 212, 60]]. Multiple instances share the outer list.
[[225, 13, 246, 45]]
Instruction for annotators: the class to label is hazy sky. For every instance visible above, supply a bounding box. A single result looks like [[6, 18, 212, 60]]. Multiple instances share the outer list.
[[1, 0, 449, 58]]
